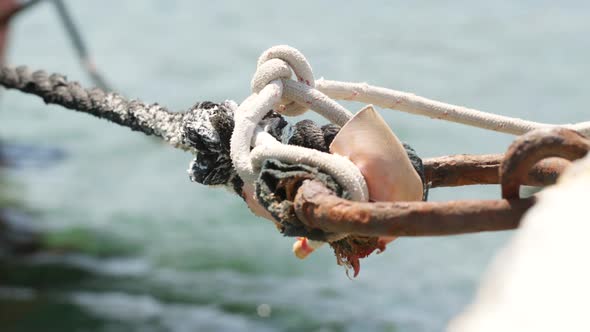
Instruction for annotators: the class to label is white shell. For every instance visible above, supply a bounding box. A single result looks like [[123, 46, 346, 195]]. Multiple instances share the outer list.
[[330, 105, 423, 202]]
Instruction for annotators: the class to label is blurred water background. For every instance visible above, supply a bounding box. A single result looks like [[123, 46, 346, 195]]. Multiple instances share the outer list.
[[0, 1, 588, 331]]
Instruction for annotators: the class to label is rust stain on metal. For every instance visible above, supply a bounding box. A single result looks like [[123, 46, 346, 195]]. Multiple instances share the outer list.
[[500, 128, 590, 199], [424, 153, 570, 188], [294, 180, 535, 237], [288, 129, 589, 249]]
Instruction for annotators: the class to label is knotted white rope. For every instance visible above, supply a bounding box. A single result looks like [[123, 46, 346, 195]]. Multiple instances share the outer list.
[[231, 45, 590, 256], [251, 46, 590, 138], [232, 46, 372, 251], [252, 46, 314, 117], [315, 80, 590, 136], [250, 46, 353, 126], [231, 46, 369, 203], [245, 46, 590, 162]]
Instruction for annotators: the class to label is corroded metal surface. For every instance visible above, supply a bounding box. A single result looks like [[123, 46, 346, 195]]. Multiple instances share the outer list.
[[500, 128, 590, 199], [294, 180, 535, 237], [291, 129, 590, 238], [424, 154, 570, 188]]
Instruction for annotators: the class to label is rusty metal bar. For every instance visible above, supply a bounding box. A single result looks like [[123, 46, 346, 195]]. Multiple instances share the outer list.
[[293, 128, 590, 238], [501, 128, 590, 199], [423, 154, 570, 188], [294, 180, 535, 237]]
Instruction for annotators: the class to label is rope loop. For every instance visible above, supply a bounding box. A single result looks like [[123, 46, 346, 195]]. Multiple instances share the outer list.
[[256, 45, 315, 88], [253, 45, 316, 116], [231, 45, 369, 207], [250, 58, 291, 93]]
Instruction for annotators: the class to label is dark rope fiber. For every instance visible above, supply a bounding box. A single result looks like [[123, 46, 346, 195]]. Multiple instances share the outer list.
[[0, 64, 427, 202]]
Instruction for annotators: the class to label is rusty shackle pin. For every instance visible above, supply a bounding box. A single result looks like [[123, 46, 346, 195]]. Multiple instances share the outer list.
[[293, 128, 590, 238]]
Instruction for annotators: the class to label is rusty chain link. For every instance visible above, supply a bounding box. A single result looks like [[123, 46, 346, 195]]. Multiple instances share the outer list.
[[293, 128, 590, 237]]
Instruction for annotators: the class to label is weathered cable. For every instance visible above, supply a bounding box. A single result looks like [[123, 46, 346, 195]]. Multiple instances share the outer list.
[[0, 65, 197, 151]]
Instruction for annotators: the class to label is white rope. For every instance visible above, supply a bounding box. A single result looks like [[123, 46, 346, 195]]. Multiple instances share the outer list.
[[232, 45, 369, 257], [570, 121, 590, 135], [282, 79, 352, 127], [250, 141, 368, 200], [251, 45, 315, 117], [232, 44, 590, 259], [249, 128, 366, 201], [250, 47, 353, 126], [230, 82, 282, 185], [315, 79, 590, 136], [250, 46, 590, 138], [231, 45, 369, 202]]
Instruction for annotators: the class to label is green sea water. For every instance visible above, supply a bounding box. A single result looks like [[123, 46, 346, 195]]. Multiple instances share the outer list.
[[1, 1, 589, 331]]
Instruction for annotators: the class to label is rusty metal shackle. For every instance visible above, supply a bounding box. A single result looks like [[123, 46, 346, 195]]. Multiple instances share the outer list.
[[291, 128, 590, 238], [500, 128, 590, 199]]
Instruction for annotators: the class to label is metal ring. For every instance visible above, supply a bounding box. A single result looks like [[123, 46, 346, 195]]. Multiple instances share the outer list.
[[500, 128, 590, 199]]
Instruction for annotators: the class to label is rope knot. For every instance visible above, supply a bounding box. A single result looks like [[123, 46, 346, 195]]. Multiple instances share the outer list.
[[251, 45, 315, 116]]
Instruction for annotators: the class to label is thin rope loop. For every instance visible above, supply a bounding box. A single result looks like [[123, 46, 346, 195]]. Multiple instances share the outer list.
[[253, 46, 354, 125], [254, 45, 315, 116], [231, 81, 283, 184], [250, 58, 292, 93], [257, 45, 315, 88], [232, 46, 369, 202], [250, 137, 369, 201], [232, 91, 369, 201]]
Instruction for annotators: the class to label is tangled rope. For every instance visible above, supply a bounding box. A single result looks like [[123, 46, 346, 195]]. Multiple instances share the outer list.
[[227, 45, 590, 271], [232, 46, 368, 203], [2, 45, 589, 276]]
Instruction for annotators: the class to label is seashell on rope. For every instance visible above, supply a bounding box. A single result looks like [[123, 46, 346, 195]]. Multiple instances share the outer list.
[[231, 45, 428, 267], [3, 45, 588, 276]]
